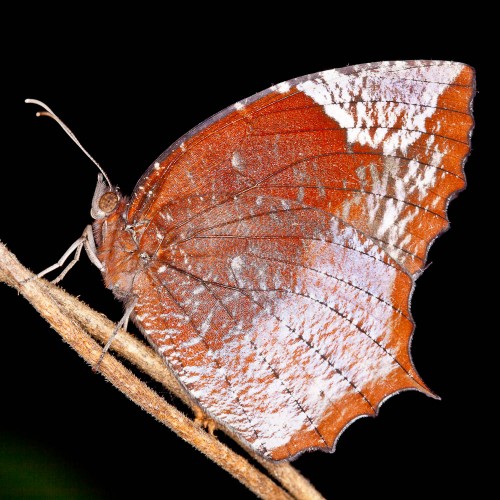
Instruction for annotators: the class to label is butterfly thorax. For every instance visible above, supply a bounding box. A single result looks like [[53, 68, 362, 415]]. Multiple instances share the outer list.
[[93, 196, 147, 301]]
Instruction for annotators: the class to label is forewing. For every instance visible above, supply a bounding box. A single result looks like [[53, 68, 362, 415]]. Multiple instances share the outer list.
[[128, 60, 474, 276]]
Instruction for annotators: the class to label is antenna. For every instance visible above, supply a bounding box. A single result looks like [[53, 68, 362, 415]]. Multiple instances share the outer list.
[[25, 99, 112, 188]]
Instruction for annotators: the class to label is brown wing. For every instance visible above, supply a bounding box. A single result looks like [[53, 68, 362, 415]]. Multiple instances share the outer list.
[[120, 61, 474, 460]]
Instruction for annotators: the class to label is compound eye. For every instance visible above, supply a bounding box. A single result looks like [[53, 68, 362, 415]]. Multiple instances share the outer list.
[[98, 192, 119, 213]]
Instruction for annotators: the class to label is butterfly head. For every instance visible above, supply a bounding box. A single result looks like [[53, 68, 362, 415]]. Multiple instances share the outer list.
[[91, 173, 121, 220]]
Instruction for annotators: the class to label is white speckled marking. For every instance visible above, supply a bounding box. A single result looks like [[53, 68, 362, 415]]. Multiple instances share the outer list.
[[297, 61, 462, 155], [271, 81, 291, 94]]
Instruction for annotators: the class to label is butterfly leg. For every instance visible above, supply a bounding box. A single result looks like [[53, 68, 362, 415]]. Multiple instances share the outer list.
[[94, 296, 138, 370], [193, 406, 217, 435], [36, 225, 103, 283]]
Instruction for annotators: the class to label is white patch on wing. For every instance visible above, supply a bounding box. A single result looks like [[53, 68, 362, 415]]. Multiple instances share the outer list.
[[231, 255, 244, 272], [297, 61, 462, 155], [271, 81, 291, 93], [231, 151, 245, 173]]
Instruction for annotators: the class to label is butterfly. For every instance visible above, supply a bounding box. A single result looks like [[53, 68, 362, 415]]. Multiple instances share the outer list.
[[30, 60, 475, 461]]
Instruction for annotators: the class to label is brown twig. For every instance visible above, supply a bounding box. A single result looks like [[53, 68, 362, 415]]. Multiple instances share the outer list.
[[0, 241, 324, 500]]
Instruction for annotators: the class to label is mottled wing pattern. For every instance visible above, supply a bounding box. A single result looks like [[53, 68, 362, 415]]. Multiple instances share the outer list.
[[123, 61, 474, 460]]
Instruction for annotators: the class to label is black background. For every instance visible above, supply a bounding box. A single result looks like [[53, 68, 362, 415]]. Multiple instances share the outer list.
[[1, 9, 492, 499]]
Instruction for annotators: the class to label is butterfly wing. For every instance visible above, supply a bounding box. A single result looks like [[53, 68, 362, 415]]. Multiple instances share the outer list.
[[122, 61, 474, 460]]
